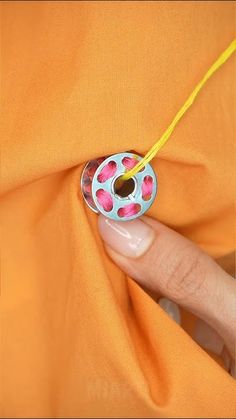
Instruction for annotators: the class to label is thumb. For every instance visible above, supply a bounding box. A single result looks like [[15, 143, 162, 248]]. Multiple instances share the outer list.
[[98, 214, 236, 358]]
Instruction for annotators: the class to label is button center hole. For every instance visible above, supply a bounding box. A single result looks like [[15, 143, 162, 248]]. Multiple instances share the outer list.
[[114, 176, 135, 198]]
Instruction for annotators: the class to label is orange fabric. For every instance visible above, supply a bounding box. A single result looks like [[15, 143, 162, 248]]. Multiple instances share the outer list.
[[1, 1, 236, 417]]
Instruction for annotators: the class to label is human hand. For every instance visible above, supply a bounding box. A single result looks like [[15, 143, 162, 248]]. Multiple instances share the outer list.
[[98, 215, 236, 377]]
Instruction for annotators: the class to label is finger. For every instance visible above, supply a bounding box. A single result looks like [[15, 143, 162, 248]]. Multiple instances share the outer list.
[[157, 297, 225, 357], [193, 318, 224, 355], [158, 298, 228, 362], [98, 214, 236, 359]]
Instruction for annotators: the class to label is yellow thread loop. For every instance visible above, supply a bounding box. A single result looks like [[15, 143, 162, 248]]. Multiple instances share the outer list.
[[122, 39, 236, 181]]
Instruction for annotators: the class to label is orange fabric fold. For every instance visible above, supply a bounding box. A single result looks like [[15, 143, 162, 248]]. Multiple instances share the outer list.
[[1, 1, 235, 417]]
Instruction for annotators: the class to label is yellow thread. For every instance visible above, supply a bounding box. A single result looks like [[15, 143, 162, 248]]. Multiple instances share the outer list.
[[122, 39, 236, 181]]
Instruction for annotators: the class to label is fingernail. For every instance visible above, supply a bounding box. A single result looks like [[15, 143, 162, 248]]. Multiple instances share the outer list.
[[98, 215, 155, 258], [158, 298, 181, 325]]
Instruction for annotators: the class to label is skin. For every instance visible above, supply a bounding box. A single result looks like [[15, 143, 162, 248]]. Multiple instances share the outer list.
[[98, 215, 236, 373]]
